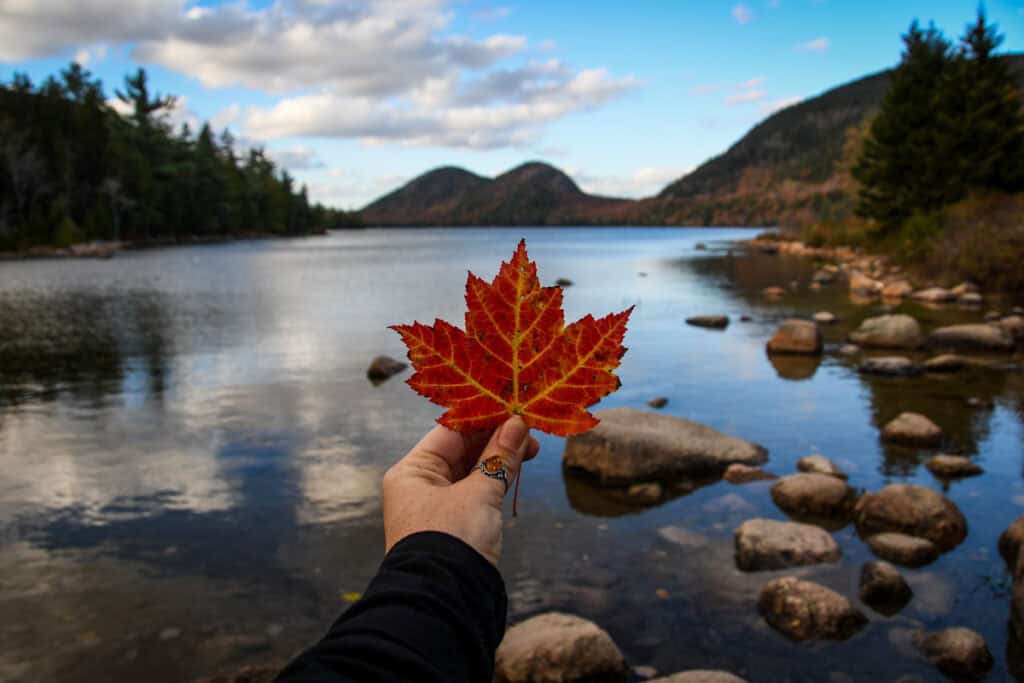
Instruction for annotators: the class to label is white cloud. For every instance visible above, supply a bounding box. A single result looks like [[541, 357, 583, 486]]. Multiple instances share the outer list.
[[737, 77, 765, 89], [760, 96, 802, 114], [731, 4, 753, 24], [244, 67, 637, 148], [267, 145, 326, 170], [725, 89, 766, 105], [474, 6, 512, 21], [797, 37, 830, 52], [0, 0, 633, 151], [573, 166, 692, 198]]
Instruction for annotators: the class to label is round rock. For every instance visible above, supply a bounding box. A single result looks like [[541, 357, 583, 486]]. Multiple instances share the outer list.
[[562, 408, 767, 486], [649, 673, 749, 683], [865, 533, 941, 567], [858, 356, 922, 377], [723, 463, 777, 484], [859, 560, 913, 615], [927, 324, 1014, 352], [758, 577, 867, 641], [926, 455, 982, 479], [848, 314, 923, 349], [923, 354, 966, 372], [881, 413, 944, 447], [686, 315, 729, 329], [854, 484, 967, 552], [647, 397, 669, 409], [771, 473, 856, 519], [366, 355, 408, 382], [914, 628, 993, 681], [734, 518, 840, 572], [494, 612, 628, 683], [767, 319, 822, 355], [797, 455, 847, 479]]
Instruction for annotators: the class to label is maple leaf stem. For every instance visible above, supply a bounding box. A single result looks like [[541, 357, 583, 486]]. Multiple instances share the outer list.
[[512, 467, 522, 517]]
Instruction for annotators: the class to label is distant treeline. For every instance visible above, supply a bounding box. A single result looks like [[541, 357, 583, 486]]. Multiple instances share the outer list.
[[0, 65, 361, 250]]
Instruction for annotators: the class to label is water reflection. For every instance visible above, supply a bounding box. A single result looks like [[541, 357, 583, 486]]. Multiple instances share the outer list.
[[1, 230, 1022, 682]]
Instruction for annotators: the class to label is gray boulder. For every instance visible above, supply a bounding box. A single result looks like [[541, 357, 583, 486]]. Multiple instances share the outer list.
[[366, 355, 408, 382], [859, 560, 913, 615], [797, 454, 847, 479], [858, 356, 922, 377], [927, 324, 1014, 352], [854, 484, 967, 552], [686, 315, 729, 329], [923, 354, 967, 372], [771, 473, 856, 519], [766, 319, 822, 355], [865, 533, 940, 568], [758, 577, 867, 641], [563, 408, 767, 486], [914, 628, 993, 681], [734, 518, 840, 571], [494, 612, 628, 683], [649, 673, 749, 683], [848, 315, 923, 349], [926, 454, 982, 479], [881, 412, 944, 447]]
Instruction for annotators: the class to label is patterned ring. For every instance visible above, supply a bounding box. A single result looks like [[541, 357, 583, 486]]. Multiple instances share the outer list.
[[477, 455, 510, 492]]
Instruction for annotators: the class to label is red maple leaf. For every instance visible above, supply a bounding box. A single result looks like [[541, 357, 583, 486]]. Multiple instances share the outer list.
[[392, 240, 632, 437]]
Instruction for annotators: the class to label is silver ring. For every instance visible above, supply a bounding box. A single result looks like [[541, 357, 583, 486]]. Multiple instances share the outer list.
[[478, 455, 509, 492]]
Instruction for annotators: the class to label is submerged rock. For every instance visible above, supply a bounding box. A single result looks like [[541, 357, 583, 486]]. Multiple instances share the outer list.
[[562, 408, 767, 486], [366, 355, 408, 382], [686, 315, 729, 329], [813, 311, 837, 324], [858, 356, 922, 377], [767, 319, 822, 355], [859, 560, 913, 615], [923, 354, 967, 372], [495, 612, 628, 683], [999, 516, 1024, 576], [758, 577, 867, 641], [647, 397, 669, 409], [881, 412, 944, 447], [649, 673, 749, 683], [912, 287, 956, 303], [771, 473, 856, 519], [855, 484, 967, 552], [848, 314, 923, 349], [796, 455, 847, 480], [626, 482, 664, 504], [865, 532, 941, 568], [926, 454, 983, 479], [723, 463, 777, 484], [914, 628, 993, 681], [927, 324, 1014, 352], [734, 518, 840, 571]]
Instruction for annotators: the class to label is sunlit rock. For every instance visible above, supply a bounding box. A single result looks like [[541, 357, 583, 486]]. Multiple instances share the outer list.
[[855, 484, 967, 552], [495, 613, 628, 683], [734, 518, 840, 571], [758, 577, 867, 641]]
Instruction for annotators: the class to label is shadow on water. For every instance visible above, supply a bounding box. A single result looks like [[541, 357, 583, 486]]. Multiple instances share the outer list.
[[562, 470, 722, 517]]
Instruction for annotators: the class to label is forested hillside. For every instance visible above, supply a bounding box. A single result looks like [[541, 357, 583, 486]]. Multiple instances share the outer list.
[[0, 65, 359, 251]]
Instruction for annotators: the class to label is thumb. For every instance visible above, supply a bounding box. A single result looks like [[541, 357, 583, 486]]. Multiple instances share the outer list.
[[458, 416, 531, 508]]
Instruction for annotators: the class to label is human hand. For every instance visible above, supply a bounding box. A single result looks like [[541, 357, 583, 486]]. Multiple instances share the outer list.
[[383, 416, 540, 566]]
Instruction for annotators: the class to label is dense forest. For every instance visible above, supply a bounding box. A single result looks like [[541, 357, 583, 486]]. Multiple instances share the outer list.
[[0, 65, 360, 251]]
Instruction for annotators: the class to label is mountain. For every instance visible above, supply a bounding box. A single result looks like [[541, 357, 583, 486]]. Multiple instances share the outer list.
[[360, 161, 632, 226], [360, 54, 1024, 228]]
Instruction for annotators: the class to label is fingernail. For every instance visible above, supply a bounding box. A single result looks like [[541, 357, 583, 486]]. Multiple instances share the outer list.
[[499, 416, 529, 452]]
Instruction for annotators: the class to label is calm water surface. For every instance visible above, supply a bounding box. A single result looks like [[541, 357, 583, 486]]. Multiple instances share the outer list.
[[1, 228, 1022, 682]]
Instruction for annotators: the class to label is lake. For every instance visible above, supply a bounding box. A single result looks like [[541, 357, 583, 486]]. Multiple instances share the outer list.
[[1, 227, 1022, 682]]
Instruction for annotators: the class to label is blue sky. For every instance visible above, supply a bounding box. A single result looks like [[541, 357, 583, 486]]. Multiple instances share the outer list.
[[2, 1, 1023, 208]]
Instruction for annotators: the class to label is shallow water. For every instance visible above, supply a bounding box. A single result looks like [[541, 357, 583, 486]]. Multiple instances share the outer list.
[[1, 228, 1022, 682]]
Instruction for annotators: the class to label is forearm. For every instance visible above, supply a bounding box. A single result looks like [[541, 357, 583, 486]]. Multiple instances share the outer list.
[[275, 531, 507, 683]]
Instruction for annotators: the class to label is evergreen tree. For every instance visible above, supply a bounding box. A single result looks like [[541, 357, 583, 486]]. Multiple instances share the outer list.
[[853, 22, 954, 228], [942, 9, 1024, 193]]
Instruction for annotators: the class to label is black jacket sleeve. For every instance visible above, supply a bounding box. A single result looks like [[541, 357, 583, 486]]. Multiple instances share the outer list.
[[274, 531, 508, 683]]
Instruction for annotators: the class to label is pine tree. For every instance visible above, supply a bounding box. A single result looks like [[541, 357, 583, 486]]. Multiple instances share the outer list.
[[853, 22, 954, 228], [942, 9, 1024, 193]]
